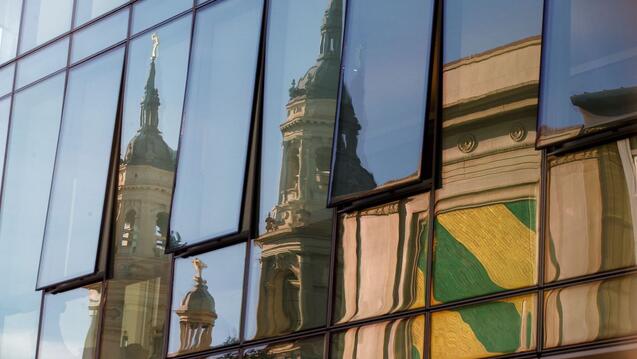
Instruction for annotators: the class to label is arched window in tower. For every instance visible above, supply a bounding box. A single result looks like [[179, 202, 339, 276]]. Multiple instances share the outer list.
[[315, 147, 331, 189], [122, 210, 138, 253], [283, 144, 300, 200], [281, 269, 301, 330], [155, 212, 169, 255]]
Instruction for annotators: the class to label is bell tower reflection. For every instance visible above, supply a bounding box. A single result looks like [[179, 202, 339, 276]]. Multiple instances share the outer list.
[[102, 33, 175, 359]]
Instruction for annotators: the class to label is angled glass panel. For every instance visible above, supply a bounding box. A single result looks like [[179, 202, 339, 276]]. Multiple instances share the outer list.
[[331, 316, 425, 359], [538, 0, 637, 146], [0, 0, 22, 63], [0, 63, 14, 97], [37, 47, 125, 288], [545, 273, 637, 348], [243, 336, 324, 359], [168, 244, 245, 356], [546, 137, 637, 283], [249, 0, 341, 339], [431, 0, 543, 306], [71, 8, 129, 64], [431, 293, 537, 359], [100, 17, 191, 359], [38, 284, 102, 359], [15, 37, 69, 90], [334, 193, 428, 324], [19, 0, 73, 53], [75, 0, 128, 26], [132, 0, 192, 35], [168, 0, 263, 249], [0, 97, 11, 181], [329, 0, 435, 203], [0, 74, 65, 359]]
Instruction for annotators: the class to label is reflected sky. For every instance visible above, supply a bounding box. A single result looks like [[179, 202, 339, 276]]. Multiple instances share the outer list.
[[169, 0, 262, 246], [16, 37, 68, 90], [0, 97, 9, 191], [444, 0, 542, 63], [168, 244, 245, 355], [0, 74, 65, 359], [75, 0, 127, 26], [19, 0, 73, 53], [0, 0, 22, 63], [132, 0, 192, 35], [38, 47, 124, 288], [0, 63, 14, 96], [38, 286, 101, 359], [71, 8, 129, 63]]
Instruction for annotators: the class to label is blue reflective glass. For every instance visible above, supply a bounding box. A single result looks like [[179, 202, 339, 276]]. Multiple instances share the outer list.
[[0, 74, 65, 359], [132, 0, 192, 35], [16, 37, 69, 90], [19, 0, 73, 53], [75, 0, 127, 26], [71, 8, 129, 63], [330, 0, 436, 203], [169, 0, 263, 248], [0, 63, 14, 96], [38, 47, 124, 288], [0, 0, 22, 63], [538, 0, 637, 146]]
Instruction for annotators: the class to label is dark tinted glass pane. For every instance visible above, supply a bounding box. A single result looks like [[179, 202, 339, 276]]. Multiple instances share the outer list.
[[38, 47, 124, 288], [16, 37, 68, 89], [132, 0, 192, 35], [168, 244, 245, 356], [0, 0, 22, 63], [330, 0, 435, 202], [538, 0, 637, 146], [75, 0, 127, 26], [546, 137, 637, 283], [19, 0, 73, 53], [432, 0, 542, 306], [247, 0, 341, 340], [100, 17, 191, 359], [0, 74, 65, 359], [169, 0, 262, 248], [243, 336, 324, 359], [544, 273, 637, 348], [205, 353, 239, 359], [38, 284, 102, 359], [334, 194, 428, 323], [0, 63, 14, 96], [331, 316, 424, 358], [71, 8, 129, 63], [431, 294, 537, 358]]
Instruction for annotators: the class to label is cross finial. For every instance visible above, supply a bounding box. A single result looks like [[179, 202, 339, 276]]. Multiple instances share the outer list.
[[151, 33, 159, 60], [192, 258, 207, 280]]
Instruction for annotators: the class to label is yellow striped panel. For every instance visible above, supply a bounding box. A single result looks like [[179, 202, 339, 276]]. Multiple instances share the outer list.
[[431, 310, 492, 359]]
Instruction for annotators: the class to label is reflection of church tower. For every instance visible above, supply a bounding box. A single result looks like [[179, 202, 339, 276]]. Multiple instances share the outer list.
[[102, 34, 175, 359], [254, 0, 341, 339], [175, 258, 217, 354]]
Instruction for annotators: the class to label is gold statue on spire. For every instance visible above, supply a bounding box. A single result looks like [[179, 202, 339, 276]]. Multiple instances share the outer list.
[[151, 33, 159, 60], [192, 258, 207, 281]]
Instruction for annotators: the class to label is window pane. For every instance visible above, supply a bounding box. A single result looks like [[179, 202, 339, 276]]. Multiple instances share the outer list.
[[0, 96, 11, 182], [329, 0, 435, 202], [16, 37, 69, 90], [204, 353, 239, 359], [71, 8, 129, 64], [544, 343, 637, 359], [431, 294, 537, 358], [0, 0, 22, 63], [37, 47, 124, 288], [0, 63, 14, 97], [538, 0, 637, 146], [38, 284, 102, 359], [0, 74, 65, 359], [546, 137, 637, 283], [132, 0, 192, 35], [168, 244, 245, 356], [331, 316, 424, 358], [246, 0, 341, 340], [100, 17, 191, 359], [544, 273, 637, 348], [334, 194, 428, 324], [243, 336, 324, 359], [169, 0, 263, 248], [19, 0, 73, 53], [432, 0, 543, 305], [75, 0, 127, 26]]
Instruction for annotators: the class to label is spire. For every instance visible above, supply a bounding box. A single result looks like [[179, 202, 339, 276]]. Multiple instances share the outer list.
[[318, 0, 342, 60], [140, 33, 161, 133]]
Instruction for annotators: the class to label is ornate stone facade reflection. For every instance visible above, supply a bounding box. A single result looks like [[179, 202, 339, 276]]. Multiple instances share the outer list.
[[101, 35, 174, 359]]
